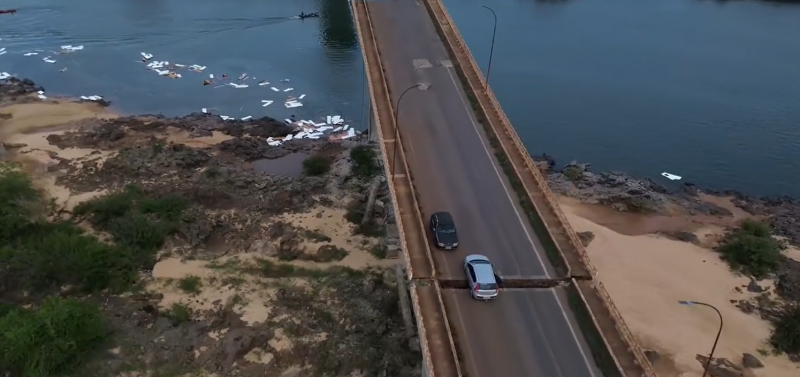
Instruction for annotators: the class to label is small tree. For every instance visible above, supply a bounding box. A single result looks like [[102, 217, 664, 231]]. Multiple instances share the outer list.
[[303, 155, 332, 176], [770, 306, 800, 354], [717, 219, 783, 279]]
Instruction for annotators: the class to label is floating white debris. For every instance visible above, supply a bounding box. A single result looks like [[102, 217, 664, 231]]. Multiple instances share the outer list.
[[343, 125, 350, 131], [202, 108, 208, 113], [285, 134, 294, 141], [174, 63, 186, 68], [189, 64, 206, 72], [661, 172, 682, 181], [331, 115, 343, 125], [299, 94, 306, 99], [261, 100, 274, 107], [283, 88, 294, 92], [220, 115, 234, 121], [154, 69, 170, 76], [317, 126, 333, 132], [280, 79, 290, 83], [271, 87, 280, 92], [285, 101, 303, 108], [141, 52, 154, 60], [333, 126, 343, 132], [284, 119, 293, 124], [0, 47, 5, 52], [228, 83, 249, 89], [0, 51, 6, 56], [80, 95, 103, 101], [60, 45, 84, 52], [341, 128, 357, 139], [241, 116, 253, 121], [43, 57, 56, 63], [238, 73, 248, 81], [209, 74, 214, 79], [258, 80, 269, 86], [0, 72, 11, 80], [23, 52, 38, 56]]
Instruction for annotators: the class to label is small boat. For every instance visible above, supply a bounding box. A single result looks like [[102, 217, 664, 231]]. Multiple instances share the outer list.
[[0, 9, 17, 15], [297, 12, 319, 19]]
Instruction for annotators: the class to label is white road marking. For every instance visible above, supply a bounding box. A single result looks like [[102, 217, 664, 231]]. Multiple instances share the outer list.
[[443, 67, 598, 376]]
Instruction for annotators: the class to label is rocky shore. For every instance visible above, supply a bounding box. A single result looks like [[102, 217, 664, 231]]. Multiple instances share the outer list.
[[0, 77, 418, 377]]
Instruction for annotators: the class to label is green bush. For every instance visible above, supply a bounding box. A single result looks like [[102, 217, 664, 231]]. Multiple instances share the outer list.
[[73, 185, 187, 251], [770, 306, 800, 354], [0, 297, 107, 377], [303, 155, 332, 176], [0, 166, 43, 243], [717, 220, 783, 279], [177, 275, 202, 294], [350, 146, 379, 178]]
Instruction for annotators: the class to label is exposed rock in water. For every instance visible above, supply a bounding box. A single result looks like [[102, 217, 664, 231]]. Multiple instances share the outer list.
[[545, 160, 733, 216], [577, 231, 595, 247], [661, 231, 700, 245]]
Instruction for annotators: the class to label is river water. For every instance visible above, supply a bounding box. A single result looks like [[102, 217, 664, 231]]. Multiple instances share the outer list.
[[1, 0, 799, 196]]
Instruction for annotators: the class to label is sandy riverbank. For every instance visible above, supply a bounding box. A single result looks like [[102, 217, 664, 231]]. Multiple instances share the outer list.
[[1, 76, 414, 377], [560, 196, 800, 377]]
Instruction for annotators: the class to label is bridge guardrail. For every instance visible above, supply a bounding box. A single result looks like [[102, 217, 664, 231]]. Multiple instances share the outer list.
[[419, 0, 656, 376], [352, 2, 462, 377]]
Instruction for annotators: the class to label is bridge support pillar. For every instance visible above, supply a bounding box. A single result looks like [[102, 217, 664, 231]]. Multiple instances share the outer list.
[[421, 360, 429, 377]]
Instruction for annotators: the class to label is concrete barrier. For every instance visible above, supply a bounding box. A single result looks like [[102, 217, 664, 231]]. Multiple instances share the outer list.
[[352, 2, 462, 376], [417, 0, 657, 376]]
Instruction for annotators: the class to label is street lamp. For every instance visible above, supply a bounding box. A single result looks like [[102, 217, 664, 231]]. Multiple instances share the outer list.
[[678, 301, 723, 377], [480, 5, 497, 85], [391, 83, 430, 180]]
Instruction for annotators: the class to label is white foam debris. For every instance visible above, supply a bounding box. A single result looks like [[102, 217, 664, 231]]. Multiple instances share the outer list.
[[241, 116, 253, 121], [284, 119, 293, 124], [141, 52, 154, 60], [189, 64, 206, 72], [661, 172, 682, 181], [284, 134, 294, 141], [209, 74, 214, 79], [23, 52, 38, 56], [299, 94, 306, 99], [333, 126, 343, 132], [37, 90, 47, 100], [258, 80, 269, 86], [0, 72, 11, 80], [284, 101, 303, 108], [229, 83, 249, 89], [202, 108, 208, 113], [60, 45, 84, 52], [43, 57, 56, 63], [271, 87, 280, 92], [261, 100, 274, 107], [283, 88, 294, 92], [80, 95, 104, 101]]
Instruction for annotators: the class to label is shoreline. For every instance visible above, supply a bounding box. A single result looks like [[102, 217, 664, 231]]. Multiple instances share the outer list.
[[0, 76, 416, 377]]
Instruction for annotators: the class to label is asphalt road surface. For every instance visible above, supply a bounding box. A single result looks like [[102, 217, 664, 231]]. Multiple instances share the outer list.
[[366, 1, 602, 376]]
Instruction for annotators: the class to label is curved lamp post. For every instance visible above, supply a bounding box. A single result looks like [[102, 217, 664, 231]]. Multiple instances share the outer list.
[[678, 300, 723, 377], [392, 83, 430, 180], [480, 5, 497, 85]]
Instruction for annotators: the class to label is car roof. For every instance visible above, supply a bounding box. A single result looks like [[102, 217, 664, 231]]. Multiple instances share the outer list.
[[465, 254, 496, 284], [433, 212, 454, 224]]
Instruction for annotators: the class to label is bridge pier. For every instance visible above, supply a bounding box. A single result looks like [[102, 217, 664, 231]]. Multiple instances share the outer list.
[[367, 98, 378, 142], [421, 361, 429, 377]]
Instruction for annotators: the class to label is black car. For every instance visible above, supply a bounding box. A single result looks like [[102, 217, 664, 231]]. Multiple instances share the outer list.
[[430, 212, 459, 250]]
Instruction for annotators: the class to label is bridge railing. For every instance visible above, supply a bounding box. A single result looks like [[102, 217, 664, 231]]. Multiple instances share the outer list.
[[418, 0, 656, 376], [351, 2, 462, 377]]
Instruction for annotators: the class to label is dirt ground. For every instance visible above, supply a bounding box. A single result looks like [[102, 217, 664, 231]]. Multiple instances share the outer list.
[[560, 197, 800, 377], [1, 97, 419, 377]]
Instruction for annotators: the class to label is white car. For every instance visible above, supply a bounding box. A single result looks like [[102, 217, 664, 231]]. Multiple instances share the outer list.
[[464, 254, 499, 301]]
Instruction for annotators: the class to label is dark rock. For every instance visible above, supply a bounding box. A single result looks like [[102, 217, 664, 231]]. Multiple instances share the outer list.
[[746, 279, 764, 293], [741, 353, 763, 369], [662, 231, 700, 244], [644, 349, 661, 364], [776, 255, 800, 301], [577, 231, 595, 247]]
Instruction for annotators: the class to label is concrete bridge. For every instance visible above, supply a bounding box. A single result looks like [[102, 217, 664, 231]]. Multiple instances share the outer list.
[[350, 0, 659, 376]]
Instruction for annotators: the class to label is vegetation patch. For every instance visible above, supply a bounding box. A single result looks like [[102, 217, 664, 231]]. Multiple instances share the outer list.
[[770, 306, 800, 356], [303, 155, 333, 176], [350, 146, 380, 178], [344, 200, 385, 238], [177, 275, 202, 295], [716, 219, 784, 279], [0, 297, 107, 377]]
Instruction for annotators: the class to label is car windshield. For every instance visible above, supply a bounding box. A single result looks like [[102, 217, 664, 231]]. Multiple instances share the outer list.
[[439, 225, 456, 233], [479, 283, 498, 290]]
